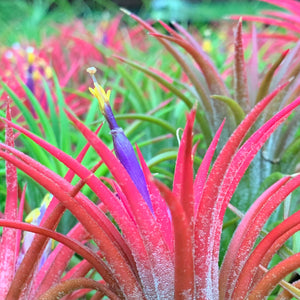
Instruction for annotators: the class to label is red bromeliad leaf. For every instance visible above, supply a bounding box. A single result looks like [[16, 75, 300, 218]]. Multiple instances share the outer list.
[[193, 81, 291, 298], [149, 32, 228, 96], [157, 20, 183, 41], [120, 9, 214, 116], [232, 175, 300, 299], [252, 223, 300, 288], [237, 15, 300, 33], [194, 119, 225, 213], [211, 95, 300, 298], [0, 220, 110, 283], [254, 32, 298, 42], [0, 104, 19, 297], [31, 221, 90, 298], [217, 95, 300, 223], [263, 10, 300, 25], [247, 25, 259, 107], [1, 118, 161, 299], [262, 0, 300, 16], [136, 146, 174, 255], [173, 109, 195, 222], [37, 277, 120, 300], [247, 252, 300, 299], [0, 145, 142, 299], [63, 259, 93, 282], [167, 109, 196, 298], [233, 18, 250, 113], [156, 19, 228, 96], [231, 15, 300, 34], [172, 21, 214, 58], [219, 176, 291, 299], [154, 180, 194, 299]]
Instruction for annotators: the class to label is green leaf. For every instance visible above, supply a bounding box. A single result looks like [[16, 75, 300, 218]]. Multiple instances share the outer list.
[[17, 79, 58, 147], [116, 113, 177, 135], [0, 81, 41, 135], [211, 95, 245, 125]]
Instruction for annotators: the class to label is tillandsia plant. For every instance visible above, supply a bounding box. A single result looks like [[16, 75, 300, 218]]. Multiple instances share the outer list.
[[114, 9, 300, 213], [0, 66, 300, 299]]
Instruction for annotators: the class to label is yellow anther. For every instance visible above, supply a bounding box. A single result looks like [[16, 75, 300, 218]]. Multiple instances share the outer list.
[[41, 193, 52, 206], [25, 193, 52, 223], [202, 39, 213, 54], [25, 208, 40, 223], [87, 67, 111, 114]]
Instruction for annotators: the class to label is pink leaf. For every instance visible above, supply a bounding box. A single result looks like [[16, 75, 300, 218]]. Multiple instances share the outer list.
[[1, 118, 159, 298], [155, 180, 194, 299], [194, 81, 290, 297], [194, 119, 225, 214], [136, 146, 174, 255], [173, 109, 195, 221], [232, 175, 300, 299], [0, 146, 142, 299], [0, 103, 18, 297], [233, 18, 250, 112], [219, 176, 290, 299]]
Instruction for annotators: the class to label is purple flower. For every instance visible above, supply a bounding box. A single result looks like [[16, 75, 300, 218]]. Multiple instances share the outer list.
[[87, 67, 153, 212]]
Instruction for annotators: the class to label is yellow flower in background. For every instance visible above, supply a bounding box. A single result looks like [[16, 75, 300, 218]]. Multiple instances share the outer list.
[[202, 39, 213, 54], [25, 193, 52, 224], [17, 193, 54, 270]]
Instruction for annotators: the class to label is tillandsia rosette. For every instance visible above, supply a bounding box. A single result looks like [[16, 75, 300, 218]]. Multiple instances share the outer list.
[[87, 67, 154, 212], [16, 193, 54, 270]]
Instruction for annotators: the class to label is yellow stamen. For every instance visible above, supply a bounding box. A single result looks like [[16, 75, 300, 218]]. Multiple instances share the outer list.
[[25, 193, 52, 223], [87, 67, 111, 114], [25, 208, 40, 223]]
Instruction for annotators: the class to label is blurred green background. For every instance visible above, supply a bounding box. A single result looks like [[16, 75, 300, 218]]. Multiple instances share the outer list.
[[0, 0, 277, 45]]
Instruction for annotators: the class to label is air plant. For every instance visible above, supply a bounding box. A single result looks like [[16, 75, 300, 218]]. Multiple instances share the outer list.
[[113, 9, 300, 214], [0, 63, 300, 299]]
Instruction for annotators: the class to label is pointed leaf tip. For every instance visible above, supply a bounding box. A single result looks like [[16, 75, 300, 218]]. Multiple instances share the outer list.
[[282, 49, 290, 57]]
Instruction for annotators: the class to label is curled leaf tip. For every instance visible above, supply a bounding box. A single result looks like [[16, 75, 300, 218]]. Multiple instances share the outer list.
[[291, 172, 300, 178], [120, 7, 131, 15]]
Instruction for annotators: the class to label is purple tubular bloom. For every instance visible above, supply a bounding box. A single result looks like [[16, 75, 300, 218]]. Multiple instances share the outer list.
[[104, 104, 154, 213], [87, 67, 153, 212], [26, 64, 35, 94]]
